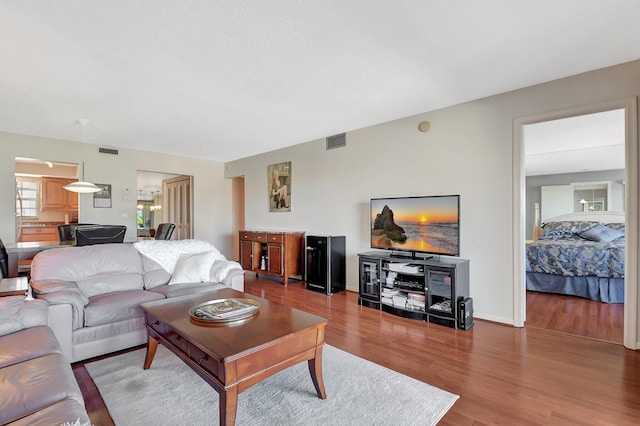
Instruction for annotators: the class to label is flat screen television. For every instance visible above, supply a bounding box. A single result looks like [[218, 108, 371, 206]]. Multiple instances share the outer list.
[[370, 195, 460, 258]]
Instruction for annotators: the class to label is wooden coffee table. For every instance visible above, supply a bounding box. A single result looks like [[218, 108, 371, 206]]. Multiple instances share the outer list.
[[140, 288, 328, 426]]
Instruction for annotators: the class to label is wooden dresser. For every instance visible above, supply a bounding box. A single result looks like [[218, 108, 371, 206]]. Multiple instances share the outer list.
[[239, 230, 304, 285]]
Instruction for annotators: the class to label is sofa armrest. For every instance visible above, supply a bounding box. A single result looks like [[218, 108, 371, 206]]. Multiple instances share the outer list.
[[30, 279, 89, 304], [222, 268, 245, 291], [34, 291, 86, 330], [0, 297, 49, 337], [47, 303, 74, 361], [210, 260, 243, 284], [31, 279, 88, 330]]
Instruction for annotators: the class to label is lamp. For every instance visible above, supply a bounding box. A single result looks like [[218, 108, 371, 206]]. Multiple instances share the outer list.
[[64, 119, 101, 193]]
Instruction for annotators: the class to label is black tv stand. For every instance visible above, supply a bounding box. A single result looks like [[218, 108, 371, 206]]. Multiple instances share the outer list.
[[357, 251, 472, 330], [389, 250, 433, 260]]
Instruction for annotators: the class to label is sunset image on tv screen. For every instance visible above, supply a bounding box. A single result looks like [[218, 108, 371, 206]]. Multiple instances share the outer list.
[[371, 195, 459, 255]]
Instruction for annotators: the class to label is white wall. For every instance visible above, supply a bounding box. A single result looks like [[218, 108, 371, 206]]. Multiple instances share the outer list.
[[226, 59, 640, 329], [0, 132, 234, 257]]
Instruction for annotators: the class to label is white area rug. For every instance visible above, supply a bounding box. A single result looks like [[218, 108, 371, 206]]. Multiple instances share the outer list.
[[86, 344, 458, 425]]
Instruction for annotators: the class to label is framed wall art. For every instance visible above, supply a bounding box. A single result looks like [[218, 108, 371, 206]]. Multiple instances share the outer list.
[[268, 162, 291, 212], [93, 184, 112, 208]]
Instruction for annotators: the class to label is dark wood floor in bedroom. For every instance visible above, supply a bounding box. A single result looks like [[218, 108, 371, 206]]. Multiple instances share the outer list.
[[73, 274, 640, 425], [525, 290, 624, 344]]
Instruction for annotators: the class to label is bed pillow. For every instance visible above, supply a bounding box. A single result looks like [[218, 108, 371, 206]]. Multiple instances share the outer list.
[[168, 252, 216, 285], [605, 222, 625, 232], [539, 221, 599, 240], [579, 223, 625, 242]]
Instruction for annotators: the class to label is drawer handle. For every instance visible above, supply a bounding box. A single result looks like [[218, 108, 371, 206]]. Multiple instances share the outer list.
[[152, 320, 160, 326], [169, 336, 178, 343], [196, 356, 206, 365]]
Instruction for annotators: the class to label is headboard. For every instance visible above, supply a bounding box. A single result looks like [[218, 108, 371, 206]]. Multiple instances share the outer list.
[[544, 211, 625, 224]]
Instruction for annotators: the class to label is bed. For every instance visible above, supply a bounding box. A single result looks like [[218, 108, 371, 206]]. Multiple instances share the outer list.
[[525, 211, 625, 303]]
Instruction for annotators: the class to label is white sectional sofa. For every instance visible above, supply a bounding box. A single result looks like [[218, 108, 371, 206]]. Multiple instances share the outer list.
[[30, 239, 244, 362]]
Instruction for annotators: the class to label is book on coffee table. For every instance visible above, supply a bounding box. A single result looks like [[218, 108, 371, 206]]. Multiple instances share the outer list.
[[193, 298, 259, 320]]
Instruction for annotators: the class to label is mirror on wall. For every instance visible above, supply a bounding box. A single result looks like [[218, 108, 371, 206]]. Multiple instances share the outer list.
[[540, 181, 612, 221], [572, 181, 611, 212]]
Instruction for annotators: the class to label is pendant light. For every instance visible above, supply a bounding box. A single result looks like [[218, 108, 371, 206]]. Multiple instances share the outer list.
[[64, 119, 101, 193]]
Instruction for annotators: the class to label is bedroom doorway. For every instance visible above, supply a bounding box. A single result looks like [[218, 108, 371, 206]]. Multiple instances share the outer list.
[[514, 97, 638, 350]]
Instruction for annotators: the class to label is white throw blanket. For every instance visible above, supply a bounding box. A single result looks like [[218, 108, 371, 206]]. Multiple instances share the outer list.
[[133, 239, 226, 274]]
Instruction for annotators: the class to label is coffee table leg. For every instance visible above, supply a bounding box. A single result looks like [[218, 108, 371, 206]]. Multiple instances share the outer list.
[[219, 386, 238, 426], [308, 346, 327, 399], [143, 335, 158, 369]]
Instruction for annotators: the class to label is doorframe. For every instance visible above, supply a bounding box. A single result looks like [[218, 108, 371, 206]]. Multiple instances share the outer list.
[[512, 96, 638, 350]]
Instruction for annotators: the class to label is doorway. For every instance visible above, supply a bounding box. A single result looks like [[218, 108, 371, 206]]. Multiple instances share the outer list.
[[136, 171, 192, 240], [513, 97, 638, 350], [231, 177, 245, 262]]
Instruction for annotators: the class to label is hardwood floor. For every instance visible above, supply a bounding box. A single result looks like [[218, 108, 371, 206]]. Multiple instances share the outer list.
[[526, 290, 625, 344], [73, 274, 640, 425]]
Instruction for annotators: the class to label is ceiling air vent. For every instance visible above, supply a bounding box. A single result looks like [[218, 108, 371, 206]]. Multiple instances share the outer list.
[[326, 133, 346, 150], [98, 147, 119, 155]]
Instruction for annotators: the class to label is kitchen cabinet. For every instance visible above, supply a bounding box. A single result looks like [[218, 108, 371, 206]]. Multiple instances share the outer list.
[[18, 226, 59, 242], [41, 178, 78, 211]]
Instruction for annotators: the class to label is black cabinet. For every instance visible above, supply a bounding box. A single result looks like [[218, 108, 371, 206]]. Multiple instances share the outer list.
[[357, 251, 471, 329], [305, 235, 345, 295]]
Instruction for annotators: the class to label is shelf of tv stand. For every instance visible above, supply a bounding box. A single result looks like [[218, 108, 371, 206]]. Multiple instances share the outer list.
[[358, 251, 470, 329]]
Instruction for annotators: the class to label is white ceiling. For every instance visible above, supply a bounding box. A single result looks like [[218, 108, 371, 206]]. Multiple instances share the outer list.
[[137, 170, 180, 194], [1, 1, 639, 162], [524, 109, 626, 176]]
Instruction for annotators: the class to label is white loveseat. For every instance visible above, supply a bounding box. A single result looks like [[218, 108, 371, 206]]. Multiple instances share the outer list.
[[30, 239, 244, 362]]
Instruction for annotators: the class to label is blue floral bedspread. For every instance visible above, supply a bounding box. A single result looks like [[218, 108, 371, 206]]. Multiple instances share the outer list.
[[526, 238, 625, 278]]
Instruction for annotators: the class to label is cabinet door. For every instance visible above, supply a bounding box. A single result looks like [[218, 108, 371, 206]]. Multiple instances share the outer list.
[[239, 240, 254, 270], [359, 258, 380, 299], [267, 243, 283, 274], [41, 178, 67, 210], [41, 178, 77, 211], [426, 266, 455, 315], [19, 227, 58, 242], [67, 189, 78, 209]]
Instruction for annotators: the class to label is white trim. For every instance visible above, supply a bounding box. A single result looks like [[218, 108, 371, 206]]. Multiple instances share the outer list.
[[623, 97, 638, 350], [513, 97, 638, 350]]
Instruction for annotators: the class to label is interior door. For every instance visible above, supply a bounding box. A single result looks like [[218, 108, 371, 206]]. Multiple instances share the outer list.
[[163, 175, 192, 240]]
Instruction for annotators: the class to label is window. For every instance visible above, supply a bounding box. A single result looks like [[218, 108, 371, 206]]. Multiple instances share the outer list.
[[16, 177, 39, 218]]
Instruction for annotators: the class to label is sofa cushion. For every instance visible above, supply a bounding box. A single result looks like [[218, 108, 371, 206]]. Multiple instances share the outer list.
[[0, 326, 61, 369], [73, 317, 145, 346], [0, 297, 48, 337], [84, 290, 164, 327], [143, 268, 172, 289], [0, 353, 85, 425], [148, 282, 226, 299], [7, 397, 90, 426], [168, 252, 216, 285], [31, 243, 143, 282], [141, 255, 172, 289], [77, 272, 145, 298]]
